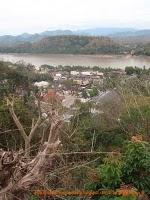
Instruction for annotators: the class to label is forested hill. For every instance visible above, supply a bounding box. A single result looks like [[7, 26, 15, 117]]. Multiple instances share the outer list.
[[0, 35, 120, 54]]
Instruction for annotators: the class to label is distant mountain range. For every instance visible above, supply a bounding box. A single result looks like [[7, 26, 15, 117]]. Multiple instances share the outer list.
[[110, 29, 150, 37], [76, 27, 136, 36], [1, 27, 150, 47], [0, 28, 150, 55], [110, 29, 150, 44]]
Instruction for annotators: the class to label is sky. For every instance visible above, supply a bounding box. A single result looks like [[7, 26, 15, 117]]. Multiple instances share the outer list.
[[0, 0, 150, 35]]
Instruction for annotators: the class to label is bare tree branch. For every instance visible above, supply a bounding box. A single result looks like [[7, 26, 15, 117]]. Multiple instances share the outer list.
[[7, 98, 28, 142]]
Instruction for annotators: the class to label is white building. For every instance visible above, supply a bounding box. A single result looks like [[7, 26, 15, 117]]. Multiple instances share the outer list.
[[81, 71, 92, 76], [34, 81, 49, 88], [70, 71, 80, 76], [96, 72, 104, 77], [54, 73, 62, 81], [55, 73, 62, 78]]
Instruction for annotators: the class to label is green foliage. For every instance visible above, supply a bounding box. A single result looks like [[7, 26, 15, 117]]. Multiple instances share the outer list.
[[103, 77, 118, 90], [59, 65, 118, 73], [121, 105, 150, 135], [40, 64, 54, 69], [123, 141, 150, 193], [87, 140, 150, 195], [99, 156, 122, 189], [135, 43, 150, 56], [89, 87, 99, 97], [82, 90, 88, 98], [0, 61, 29, 98], [0, 60, 149, 197], [0, 36, 120, 54], [125, 66, 150, 76], [67, 101, 126, 153], [63, 79, 77, 90], [125, 67, 142, 75], [0, 98, 37, 150]]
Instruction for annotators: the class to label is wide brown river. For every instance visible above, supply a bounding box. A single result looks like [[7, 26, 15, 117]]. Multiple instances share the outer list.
[[0, 53, 150, 68]]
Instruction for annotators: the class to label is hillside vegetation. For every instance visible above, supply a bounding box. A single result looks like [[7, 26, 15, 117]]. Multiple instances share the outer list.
[[0, 61, 150, 200], [0, 35, 121, 54], [0, 28, 150, 55], [0, 28, 136, 47]]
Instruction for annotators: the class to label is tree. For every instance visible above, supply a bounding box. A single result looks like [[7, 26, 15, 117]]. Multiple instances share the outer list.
[[0, 107, 62, 200], [7, 97, 47, 157], [123, 139, 150, 194], [89, 87, 99, 97], [0, 97, 37, 150], [99, 155, 122, 189], [125, 67, 135, 75], [87, 138, 150, 198]]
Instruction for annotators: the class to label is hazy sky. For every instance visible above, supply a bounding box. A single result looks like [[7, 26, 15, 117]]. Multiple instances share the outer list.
[[0, 0, 150, 35]]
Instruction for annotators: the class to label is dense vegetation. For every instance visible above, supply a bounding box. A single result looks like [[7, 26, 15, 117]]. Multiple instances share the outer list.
[[0, 35, 122, 54], [134, 43, 150, 56], [0, 61, 150, 200], [0, 28, 150, 55]]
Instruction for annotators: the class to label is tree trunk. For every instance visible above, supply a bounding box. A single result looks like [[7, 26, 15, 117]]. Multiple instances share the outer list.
[[25, 138, 31, 158], [0, 140, 61, 199]]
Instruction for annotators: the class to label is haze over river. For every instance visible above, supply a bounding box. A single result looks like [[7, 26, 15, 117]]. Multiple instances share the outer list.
[[0, 53, 150, 68]]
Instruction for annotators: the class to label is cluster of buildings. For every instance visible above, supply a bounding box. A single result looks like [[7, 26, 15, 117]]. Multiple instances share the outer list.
[[32, 65, 128, 122], [34, 65, 126, 108]]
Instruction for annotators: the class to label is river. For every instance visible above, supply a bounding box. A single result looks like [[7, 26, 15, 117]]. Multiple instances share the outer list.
[[0, 53, 150, 69]]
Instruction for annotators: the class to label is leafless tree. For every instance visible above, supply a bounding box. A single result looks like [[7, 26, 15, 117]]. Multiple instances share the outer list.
[[0, 98, 62, 200], [7, 97, 50, 157]]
